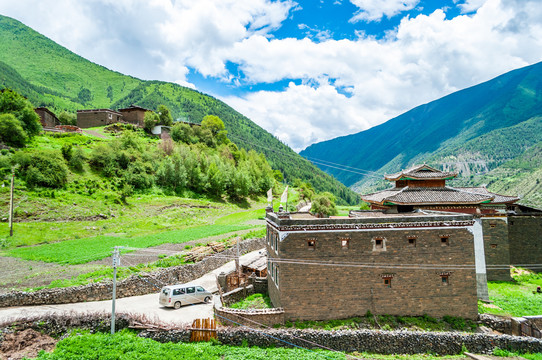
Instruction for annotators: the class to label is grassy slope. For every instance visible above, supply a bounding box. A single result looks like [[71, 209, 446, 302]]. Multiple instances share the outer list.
[[300, 61, 542, 207], [479, 269, 542, 317], [0, 14, 358, 205]]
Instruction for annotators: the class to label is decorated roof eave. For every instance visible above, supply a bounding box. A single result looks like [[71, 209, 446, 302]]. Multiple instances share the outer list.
[[385, 175, 457, 181], [383, 199, 493, 206]]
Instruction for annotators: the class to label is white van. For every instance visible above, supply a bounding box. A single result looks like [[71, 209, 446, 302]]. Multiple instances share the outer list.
[[159, 284, 212, 309]]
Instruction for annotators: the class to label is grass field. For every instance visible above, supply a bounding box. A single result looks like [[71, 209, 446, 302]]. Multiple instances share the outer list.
[[479, 269, 542, 317], [4, 224, 253, 264], [28, 329, 474, 360]]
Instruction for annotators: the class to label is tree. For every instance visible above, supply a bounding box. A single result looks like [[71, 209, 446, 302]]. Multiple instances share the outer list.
[[78, 87, 92, 104], [201, 115, 225, 135], [58, 111, 76, 125], [310, 192, 338, 218], [143, 111, 159, 133], [157, 104, 173, 126], [0, 89, 42, 138], [201, 115, 227, 144], [0, 113, 28, 147]]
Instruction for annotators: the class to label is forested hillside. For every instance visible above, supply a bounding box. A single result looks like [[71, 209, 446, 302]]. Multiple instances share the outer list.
[[0, 14, 358, 205], [300, 61, 542, 207]]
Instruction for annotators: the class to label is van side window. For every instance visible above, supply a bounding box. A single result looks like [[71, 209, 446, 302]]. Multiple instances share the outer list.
[[196, 286, 205, 292], [187, 287, 195, 294], [173, 288, 185, 295]]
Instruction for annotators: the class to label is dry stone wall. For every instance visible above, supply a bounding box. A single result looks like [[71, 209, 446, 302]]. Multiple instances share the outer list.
[[0, 238, 264, 308], [142, 328, 542, 355]]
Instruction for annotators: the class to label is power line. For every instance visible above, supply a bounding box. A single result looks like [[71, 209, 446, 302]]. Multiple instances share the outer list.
[[227, 134, 383, 179]]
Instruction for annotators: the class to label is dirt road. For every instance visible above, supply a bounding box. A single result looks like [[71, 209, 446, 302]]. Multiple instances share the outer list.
[[0, 249, 266, 326]]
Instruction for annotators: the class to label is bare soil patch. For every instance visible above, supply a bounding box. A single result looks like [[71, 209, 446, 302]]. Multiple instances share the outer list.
[[0, 328, 57, 360]]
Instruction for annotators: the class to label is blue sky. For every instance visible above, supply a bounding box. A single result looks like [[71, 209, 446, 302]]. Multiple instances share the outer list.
[[1, 0, 542, 151]]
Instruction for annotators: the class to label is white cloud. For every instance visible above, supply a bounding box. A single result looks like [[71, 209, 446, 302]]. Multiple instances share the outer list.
[[349, 0, 420, 22], [219, 0, 542, 150]]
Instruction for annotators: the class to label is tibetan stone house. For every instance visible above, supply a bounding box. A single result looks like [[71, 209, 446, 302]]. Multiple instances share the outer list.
[[118, 105, 151, 127], [266, 210, 479, 320], [34, 107, 59, 128], [76, 109, 122, 128], [362, 164, 542, 281]]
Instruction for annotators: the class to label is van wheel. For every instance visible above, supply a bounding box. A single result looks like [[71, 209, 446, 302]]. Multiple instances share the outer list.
[[204, 296, 211, 303], [174, 301, 181, 309]]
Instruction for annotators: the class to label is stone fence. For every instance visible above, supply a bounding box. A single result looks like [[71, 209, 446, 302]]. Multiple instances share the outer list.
[[214, 306, 285, 327], [4, 312, 542, 356], [142, 327, 542, 355], [0, 238, 265, 308]]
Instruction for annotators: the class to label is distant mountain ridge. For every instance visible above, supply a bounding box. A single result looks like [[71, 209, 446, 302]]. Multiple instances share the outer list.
[[300, 61, 542, 207], [0, 14, 359, 205]]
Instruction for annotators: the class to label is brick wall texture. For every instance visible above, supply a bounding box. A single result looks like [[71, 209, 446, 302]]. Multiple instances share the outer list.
[[509, 215, 542, 271], [482, 218, 512, 281], [266, 215, 478, 321], [76, 110, 121, 128]]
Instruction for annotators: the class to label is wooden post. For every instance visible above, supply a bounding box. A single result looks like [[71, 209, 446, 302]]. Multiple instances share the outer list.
[[8, 168, 14, 237]]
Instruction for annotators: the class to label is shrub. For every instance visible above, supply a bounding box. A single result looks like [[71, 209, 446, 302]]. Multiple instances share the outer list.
[[0, 113, 27, 147], [69, 147, 87, 172], [15, 151, 68, 188]]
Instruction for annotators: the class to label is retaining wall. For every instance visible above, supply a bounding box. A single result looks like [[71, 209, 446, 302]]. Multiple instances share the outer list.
[[214, 305, 285, 327], [142, 327, 542, 355], [0, 238, 264, 307]]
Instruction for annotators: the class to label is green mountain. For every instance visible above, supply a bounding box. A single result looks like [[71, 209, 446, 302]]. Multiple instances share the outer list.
[[0, 14, 358, 205], [300, 61, 542, 207]]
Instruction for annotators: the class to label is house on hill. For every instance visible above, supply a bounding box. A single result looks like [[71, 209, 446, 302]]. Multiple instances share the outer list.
[[76, 109, 122, 128], [266, 209, 479, 321], [34, 107, 59, 128], [118, 104, 152, 127], [362, 164, 542, 281]]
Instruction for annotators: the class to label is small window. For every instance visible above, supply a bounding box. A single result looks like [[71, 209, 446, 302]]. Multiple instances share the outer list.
[[510, 221, 514, 226], [384, 278, 392, 288], [441, 275, 449, 285], [490, 223, 496, 228], [307, 239, 316, 250], [490, 244, 498, 249], [440, 237, 449, 246], [108, 113, 113, 119], [408, 238, 416, 247], [341, 238, 350, 249], [373, 237, 386, 252], [275, 234, 278, 253]]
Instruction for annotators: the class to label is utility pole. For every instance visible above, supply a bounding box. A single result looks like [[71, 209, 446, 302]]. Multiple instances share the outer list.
[[8, 167, 15, 237], [235, 237, 240, 278], [111, 246, 121, 334]]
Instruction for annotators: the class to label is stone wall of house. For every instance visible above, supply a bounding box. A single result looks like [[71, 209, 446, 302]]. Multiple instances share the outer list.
[[482, 218, 512, 281], [119, 109, 146, 127], [509, 215, 542, 272], [142, 327, 542, 355], [267, 217, 478, 321], [0, 238, 264, 308], [76, 110, 121, 128]]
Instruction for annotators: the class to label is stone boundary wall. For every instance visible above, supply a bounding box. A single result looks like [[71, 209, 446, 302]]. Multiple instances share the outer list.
[[0, 238, 264, 308], [214, 304, 285, 327], [221, 285, 256, 306], [142, 327, 542, 355], [4, 312, 542, 356], [479, 314, 512, 334]]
